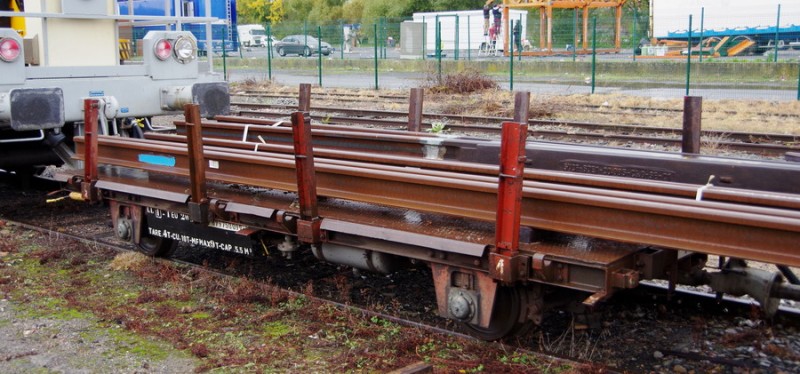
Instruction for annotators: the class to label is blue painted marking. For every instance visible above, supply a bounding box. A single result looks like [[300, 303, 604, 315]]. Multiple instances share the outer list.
[[89, 90, 105, 97], [120, 107, 129, 114], [138, 154, 176, 167]]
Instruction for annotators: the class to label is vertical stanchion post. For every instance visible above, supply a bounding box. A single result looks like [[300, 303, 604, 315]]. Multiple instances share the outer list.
[[374, 23, 379, 90], [699, 7, 704, 63], [304, 21, 308, 59], [298, 83, 311, 112], [513, 91, 530, 123], [407, 88, 424, 132], [267, 24, 273, 80], [797, 62, 800, 101], [317, 26, 323, 87], [184, 103, 208, 224], [682, 96, 702, 154], [82, 99, 100, 202], [591, 17, 597, 94], [489, 119, 529, 283], [632, 7, 637, 62], [686, 15, 693, 96], [291, 111, 321, 245], [774, 4, 781, 63]]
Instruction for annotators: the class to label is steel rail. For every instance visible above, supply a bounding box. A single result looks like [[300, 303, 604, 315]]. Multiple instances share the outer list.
[[145, 132, 800, 211], [231, 102, 800, 147], [74, 135, 800, 267], [231, 107, 798, 157]]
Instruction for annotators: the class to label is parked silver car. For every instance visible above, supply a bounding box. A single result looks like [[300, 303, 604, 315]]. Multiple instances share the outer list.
[[273, 35, 332, 56]]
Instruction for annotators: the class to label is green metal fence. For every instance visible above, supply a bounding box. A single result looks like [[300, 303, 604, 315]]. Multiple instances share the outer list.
[[214, 9, 800, 102]]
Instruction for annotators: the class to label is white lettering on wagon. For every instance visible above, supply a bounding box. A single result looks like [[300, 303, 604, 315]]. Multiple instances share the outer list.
[[147, 227, 253, 256], [146, 207, 189, 221]]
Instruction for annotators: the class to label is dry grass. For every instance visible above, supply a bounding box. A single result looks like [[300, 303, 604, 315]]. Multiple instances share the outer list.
[[232, 79, 800, 135]]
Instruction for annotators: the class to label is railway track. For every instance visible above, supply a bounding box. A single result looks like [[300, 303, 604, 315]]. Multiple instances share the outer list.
[[237, 90, 800, 119], [2, 177, 799, 373], [229, 101, 800, 159]]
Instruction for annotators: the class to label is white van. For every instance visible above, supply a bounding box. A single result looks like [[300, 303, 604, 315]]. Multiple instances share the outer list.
[[238, 24, 267, 47]]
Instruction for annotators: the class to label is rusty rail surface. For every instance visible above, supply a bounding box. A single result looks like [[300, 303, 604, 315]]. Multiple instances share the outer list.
[[230, 102, 800, 156], [74, 135, 800, 267], [166, 116, 800, 195]]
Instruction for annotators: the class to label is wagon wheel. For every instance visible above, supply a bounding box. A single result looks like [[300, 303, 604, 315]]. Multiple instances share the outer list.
[[136, 216, 176, 257], [461, 286, 532, 341], [138, 233, 176, 257]]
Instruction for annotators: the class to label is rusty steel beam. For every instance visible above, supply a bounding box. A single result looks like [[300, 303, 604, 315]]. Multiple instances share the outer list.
[[74, 135, 800, 267], [174, 120, 455, 159], [145, 132, 800, 212]]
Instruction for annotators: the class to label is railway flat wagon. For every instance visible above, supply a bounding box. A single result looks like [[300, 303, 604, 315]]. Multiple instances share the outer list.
[[0, 0, 229, 173], [62, 93, 800, 340]]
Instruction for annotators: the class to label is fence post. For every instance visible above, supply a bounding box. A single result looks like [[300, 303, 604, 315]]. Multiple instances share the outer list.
[[591, 17, 597, 94], [318, 26, 323, 87], [467, 16, 471, 61], [632, 7, 637, 62], [686, 15, 693, 96], [774, 4, 781, 63], [796, 61, 799, 101], [222, 25, 228, 81], [572, 9, 577, 62], [699, 7, 704, 63], [682, 96, 702, 154], [304, 21, 308, 59], [374, 23, 379, 90], [422, 16, 426, 60], [437, 21, 442, 84], [518, 14, 522, 62], [267, 24, 273, 81], [455, 15, 460, 60], [509, 23, 514, 91], [340, 21, 344, 60]]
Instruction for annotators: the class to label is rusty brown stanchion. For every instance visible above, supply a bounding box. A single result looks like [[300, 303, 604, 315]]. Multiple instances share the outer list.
[[291, 111, 321, 245], [298, 83, 312, 112], [407, 88, 424, 132], [81, 99, 100, 202], [184, 103, 208, 223], [682, 96, 702, 154], [490, 120, 530, 283], [513, 91, 530, 123]]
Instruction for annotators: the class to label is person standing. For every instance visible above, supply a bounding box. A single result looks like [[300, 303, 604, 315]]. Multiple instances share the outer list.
[[483, 1, 493, 36], [513, 20, 522, 53], [492, 4, 502, 39]]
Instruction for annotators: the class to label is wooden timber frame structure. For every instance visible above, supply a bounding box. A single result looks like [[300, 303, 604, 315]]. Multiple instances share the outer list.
[[501, 0, 627, 56]]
